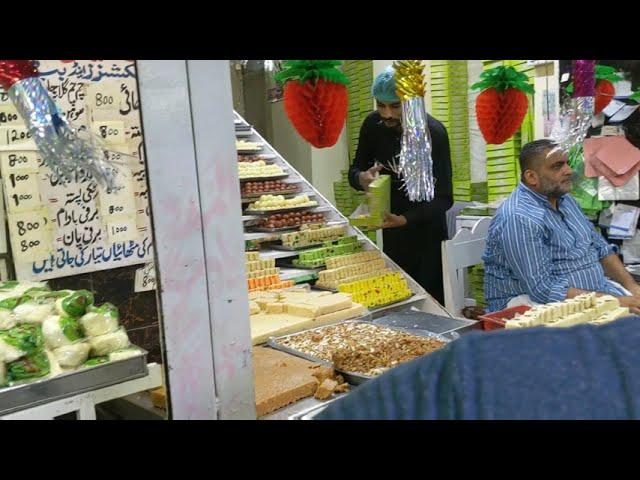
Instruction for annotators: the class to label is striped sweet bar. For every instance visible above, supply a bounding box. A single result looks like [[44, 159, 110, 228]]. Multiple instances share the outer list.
[[249, 289, 366, 345], [293, 237, 363, 268], [316, 258, 388, 290], [281, 225, 348, 249], [505, 294, 629, 329], [245, 252, 293, 292], [338, 271, 412, 309], [325, 250, 381, 269]]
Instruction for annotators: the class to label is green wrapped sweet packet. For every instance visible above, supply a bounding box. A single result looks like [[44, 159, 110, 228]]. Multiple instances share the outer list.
[[83, 356, 109, 367], [0, 296, 22, 310], [0, 281, 19, 291], [6, 350, 50, 382], [0, 324, 44, 355], [59, 316, 83, 342], [56, 290, 95, 317], [80, 303, 119, 337], [0, 362, 6, 387]]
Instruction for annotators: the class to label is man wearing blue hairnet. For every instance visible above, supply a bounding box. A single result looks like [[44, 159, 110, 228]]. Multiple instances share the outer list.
[[348, 66, 453, 304]]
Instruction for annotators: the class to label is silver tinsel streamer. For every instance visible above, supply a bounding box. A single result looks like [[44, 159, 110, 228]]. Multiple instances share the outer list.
[[8, 78, 122, 190], [398, 96, 434, 202], [549, 96, 595, 155]]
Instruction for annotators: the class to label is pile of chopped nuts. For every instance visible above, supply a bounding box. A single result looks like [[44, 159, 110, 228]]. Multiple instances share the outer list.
[[310, 365, 350, 399], [279, 322, 446, 377]]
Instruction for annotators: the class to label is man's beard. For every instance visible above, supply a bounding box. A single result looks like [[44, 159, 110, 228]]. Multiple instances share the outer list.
[[539, 176, 573, 198], [382, 118, 401, 131]]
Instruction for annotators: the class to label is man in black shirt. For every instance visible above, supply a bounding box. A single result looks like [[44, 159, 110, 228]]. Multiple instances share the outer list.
[[348, 66, 453, 304]]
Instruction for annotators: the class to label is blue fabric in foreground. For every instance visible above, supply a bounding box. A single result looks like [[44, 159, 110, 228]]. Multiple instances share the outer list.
[[316, 316, 640, 420]]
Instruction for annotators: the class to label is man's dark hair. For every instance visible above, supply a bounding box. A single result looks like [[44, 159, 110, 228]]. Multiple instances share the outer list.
[[519, 139, 558, 174]]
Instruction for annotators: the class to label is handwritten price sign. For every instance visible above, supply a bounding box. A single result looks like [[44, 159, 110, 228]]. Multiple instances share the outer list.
[[107, 215, 138, 243], [91, 120, 126, 146], [8, 209, 53, 262], [134, 262, 156, 292], [0, 89, 10, 105], [85, 82, 121, 111], [0, 151, 40, 174], [99, 166, 136, 218], [3, 169, 42, 214], [0, 126, 35, 148], [8, 60, 153, 281], [0, 105, 24, 127]]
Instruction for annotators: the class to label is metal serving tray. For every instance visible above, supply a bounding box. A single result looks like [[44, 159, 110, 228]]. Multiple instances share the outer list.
[[372, 309, 478, 336], [241, 184, 303, 200], [237, 147, 264, 153], [250, 225, 300, 233], [0, 348, 148, 416], [367, 293, 415, 313], [244, 203, 319, 215], [268, 243, 325, 252], [287, 396, 345, 420], [278, 260, 324, 270], [239, 173, 289, 183], [268, 320, 452, 386], [310, 284, 338, 293]]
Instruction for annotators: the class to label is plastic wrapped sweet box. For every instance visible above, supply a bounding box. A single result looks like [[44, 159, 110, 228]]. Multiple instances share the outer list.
[[349, 175, 390, 230]]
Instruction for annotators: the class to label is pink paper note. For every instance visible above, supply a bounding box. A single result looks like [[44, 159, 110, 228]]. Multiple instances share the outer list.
[[592, 136, 640, 175], [583, 136, 640, 186]]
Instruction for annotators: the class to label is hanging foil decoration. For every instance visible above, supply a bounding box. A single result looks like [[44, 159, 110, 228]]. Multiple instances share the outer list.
[[393, 60, 434, 202], [0, 60, 122, 190], [550, 60, 596, 155]]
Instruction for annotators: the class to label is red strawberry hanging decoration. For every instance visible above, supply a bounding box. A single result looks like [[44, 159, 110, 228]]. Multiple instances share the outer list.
[[471, 66, 534, 145], [566, 65, 623, 115], [274, 60, 349, 148]]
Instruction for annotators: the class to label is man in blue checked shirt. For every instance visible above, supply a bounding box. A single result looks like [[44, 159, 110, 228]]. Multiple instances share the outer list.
[[483, 139, 640, 314]]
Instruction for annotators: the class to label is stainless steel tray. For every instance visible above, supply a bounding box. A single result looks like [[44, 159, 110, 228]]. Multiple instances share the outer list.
[[250, 225, 300, 233], [0, 347, 148, 416], [241, 186, 303, 201], [239, 173, 289, 183], [373, 309, 478, 336], [238, 158, 275, 165], [237, 148, 264, 154], [268, 242, 325, 252], [268, 320, 451, 386], [242, 192, 301, 204], [311, 284, 338, 293], [237, 154, 276, 161], [368, 293, 415, 313], [288, 396, 345, 420], [250, 221, 327, 233], [279, 260, 324, 270], [310, 291, 414, 305], [244, 203, 319, 215]]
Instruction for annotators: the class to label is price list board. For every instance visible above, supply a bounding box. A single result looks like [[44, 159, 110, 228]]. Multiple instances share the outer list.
[[0, 60, 153, 281]]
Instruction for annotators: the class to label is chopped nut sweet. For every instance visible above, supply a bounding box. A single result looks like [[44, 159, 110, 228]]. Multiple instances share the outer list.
[[310, 365, 335, 385], [315, 378, 339, 400], [280, 323, 446, 377], [334, 383, 350, 394]]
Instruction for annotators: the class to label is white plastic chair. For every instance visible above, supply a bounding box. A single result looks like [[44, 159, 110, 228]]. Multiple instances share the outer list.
[[441, 217, 492, 318]]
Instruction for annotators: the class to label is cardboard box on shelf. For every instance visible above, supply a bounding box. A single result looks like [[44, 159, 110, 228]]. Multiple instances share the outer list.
[[487, 164, 518, 174]]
